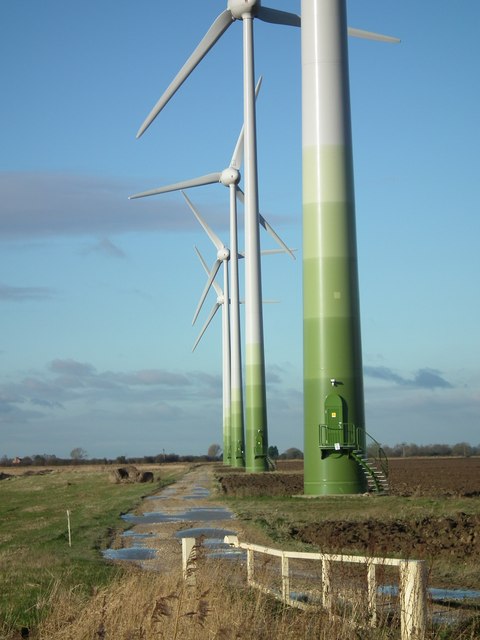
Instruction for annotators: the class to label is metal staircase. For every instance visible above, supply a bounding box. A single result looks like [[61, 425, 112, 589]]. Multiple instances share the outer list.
[[318, 423, 390, 494], [319, 422, 389, 495], [351, 449, 389, 494]]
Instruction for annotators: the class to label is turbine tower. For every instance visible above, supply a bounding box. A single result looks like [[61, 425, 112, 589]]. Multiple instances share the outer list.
[[301, 0, 398, 494], [133, 0, 299, 473]]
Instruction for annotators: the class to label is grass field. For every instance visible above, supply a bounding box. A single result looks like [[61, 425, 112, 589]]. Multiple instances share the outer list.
[[0, 464, 186, 637], [1, 460, 479, 639]]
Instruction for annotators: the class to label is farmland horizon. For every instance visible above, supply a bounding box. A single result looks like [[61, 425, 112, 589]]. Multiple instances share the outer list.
[[2, 439, 480, 468]]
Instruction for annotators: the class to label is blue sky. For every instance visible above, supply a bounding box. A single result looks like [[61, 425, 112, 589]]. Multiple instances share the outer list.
[[1, 0, 479, 459]]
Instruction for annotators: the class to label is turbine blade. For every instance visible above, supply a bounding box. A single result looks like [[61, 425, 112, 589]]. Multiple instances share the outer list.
[[137, 10, 234, 138], [235, 186, 245, 204], [194, 246, 223, 298], [254, 9, 398, 43], [130, 173, 222, 199], [182, 191, 224, 250], [230, 76, 263, 170], [236, 188, 294, 259], [261, 248, 297, 256], [258, 213, 296, 260], [256, 6, 301, 27], [194, 245, 210, 274], [192, 259, 222, 325], [348, 27, 400, 43], [192, 303, 221, 352]]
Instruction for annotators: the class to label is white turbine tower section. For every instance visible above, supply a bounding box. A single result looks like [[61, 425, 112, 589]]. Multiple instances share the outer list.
[[192, 244, 232, 466], [133, 0, 300, 472]]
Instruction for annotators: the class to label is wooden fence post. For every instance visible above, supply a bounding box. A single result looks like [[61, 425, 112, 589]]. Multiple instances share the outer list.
[[247, 548, 254, 585], [281, 553, 290, 603], [399, 560, 426, 640], [322, 558, 332, 611], [66, 509, 72, 547], [367, 561, 377, 626], [182, 537, 196, 584]]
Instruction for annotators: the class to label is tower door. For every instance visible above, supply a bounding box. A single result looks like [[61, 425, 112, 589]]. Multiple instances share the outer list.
[[324, 393, 348, 447]]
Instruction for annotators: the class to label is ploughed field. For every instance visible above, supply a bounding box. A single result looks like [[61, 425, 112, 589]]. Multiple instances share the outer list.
[[218, 457, 480, 497], [216, 458, 480, 588]]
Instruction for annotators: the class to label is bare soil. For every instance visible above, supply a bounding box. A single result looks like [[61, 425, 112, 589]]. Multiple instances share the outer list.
[[217, 457, 480, 497]]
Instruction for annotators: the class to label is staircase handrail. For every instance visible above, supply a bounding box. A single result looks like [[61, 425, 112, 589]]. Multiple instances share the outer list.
[[364, 430, 389, 478]]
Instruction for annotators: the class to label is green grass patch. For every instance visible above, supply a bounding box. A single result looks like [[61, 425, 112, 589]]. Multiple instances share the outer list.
[[223, 493, 480, 530], [0, 466, 183, 635]]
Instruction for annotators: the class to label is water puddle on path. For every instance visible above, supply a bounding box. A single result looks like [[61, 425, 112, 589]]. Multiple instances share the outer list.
[[174, 527, 246, 560], [121, 506, 232, 525], [103, 547, 157, 561], [103, 469, 238, 567], [379, 585, 480, 602]]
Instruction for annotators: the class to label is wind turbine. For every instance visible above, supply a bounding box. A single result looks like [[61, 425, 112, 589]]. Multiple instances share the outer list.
[[182, 190, 244, 468], [192, 244, 232, 467], [133, 83, 294, 474], [131, 133, 293, 471], [188, 196, 289, 470], [133, 1, 300, 473]]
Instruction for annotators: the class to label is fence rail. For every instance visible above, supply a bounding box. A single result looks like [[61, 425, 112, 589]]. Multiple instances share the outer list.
[[181, 535, 427, 640]]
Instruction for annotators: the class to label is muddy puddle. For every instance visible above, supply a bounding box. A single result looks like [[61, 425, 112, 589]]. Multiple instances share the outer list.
[[103, 469, 238, 566], [122, 506, 232, 525]]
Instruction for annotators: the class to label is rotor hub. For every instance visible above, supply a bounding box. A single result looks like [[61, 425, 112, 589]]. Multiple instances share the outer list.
[[220, 167, 240, 186], [217, 247, 230, 261], [228, 0, 260, 20]]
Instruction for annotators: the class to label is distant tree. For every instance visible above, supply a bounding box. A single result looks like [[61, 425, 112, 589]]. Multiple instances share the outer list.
[[116, 455, 127, 464], [207, 444, 222, 460], [280, 447, 304, 460], [267, 445, 279, 460], [452, 442, 473, 457], [427, 443, 452, 457], [70, 447, 88, 462]]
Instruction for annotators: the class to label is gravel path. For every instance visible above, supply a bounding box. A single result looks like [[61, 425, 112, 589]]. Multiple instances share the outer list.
[[108, 465, 240, 573]]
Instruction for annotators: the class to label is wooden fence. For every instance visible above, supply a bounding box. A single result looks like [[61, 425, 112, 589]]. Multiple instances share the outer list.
[[181, 534, 427, 640]]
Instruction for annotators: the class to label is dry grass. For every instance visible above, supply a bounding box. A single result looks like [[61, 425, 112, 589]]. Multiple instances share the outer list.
[[36, 558, 393, 640], [35, 553, 480, 640], [4, 463, 480, 639]]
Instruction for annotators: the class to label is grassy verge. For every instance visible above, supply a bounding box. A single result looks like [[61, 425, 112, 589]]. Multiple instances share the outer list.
[[216, 492, 480, 589], [222, 493, 480, 530], [0, 465, 186, 636]]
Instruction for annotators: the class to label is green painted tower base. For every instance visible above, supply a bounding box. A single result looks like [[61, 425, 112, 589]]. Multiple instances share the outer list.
[[304, 450, 368, 496]]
